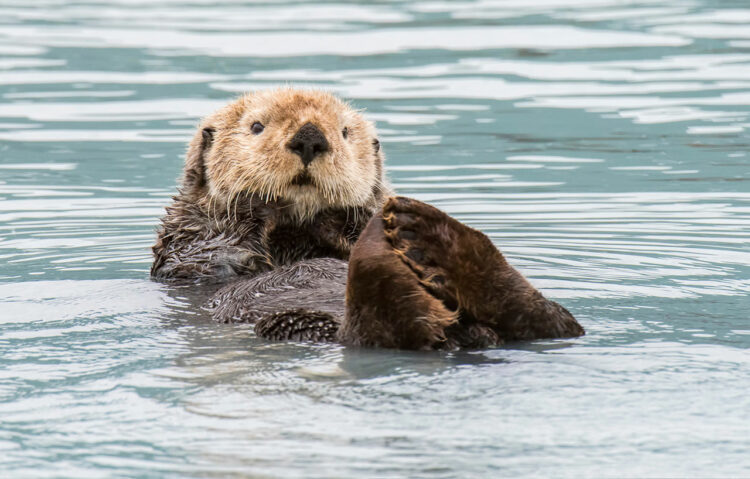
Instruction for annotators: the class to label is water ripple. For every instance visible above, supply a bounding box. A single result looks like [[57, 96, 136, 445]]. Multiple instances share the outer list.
[[1, 0, 749, 477]]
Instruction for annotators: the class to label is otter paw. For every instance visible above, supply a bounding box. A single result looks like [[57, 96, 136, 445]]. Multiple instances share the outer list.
[[255, 310, 339, 343], [381, 196, 464, 301]]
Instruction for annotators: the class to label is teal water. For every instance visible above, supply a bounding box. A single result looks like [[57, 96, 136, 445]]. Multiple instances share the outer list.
[[1, 1, 749, 477]]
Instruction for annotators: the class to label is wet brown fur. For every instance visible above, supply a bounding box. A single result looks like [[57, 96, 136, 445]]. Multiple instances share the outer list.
[[206, 197, 584, 350], [371, 196, 585, 348], [340, 214, 458, 350]]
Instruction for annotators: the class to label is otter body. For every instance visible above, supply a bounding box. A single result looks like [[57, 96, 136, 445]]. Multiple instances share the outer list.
[[153, 88, 584, 350], [204, 197, 583, 350], [152, 193, 370, 282]]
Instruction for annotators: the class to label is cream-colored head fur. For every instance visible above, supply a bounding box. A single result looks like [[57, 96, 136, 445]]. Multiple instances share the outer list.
[[183, 88, 385, 219]]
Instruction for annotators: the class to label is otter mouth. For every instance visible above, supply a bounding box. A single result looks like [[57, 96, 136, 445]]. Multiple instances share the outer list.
[[290, 170, 316, 187]]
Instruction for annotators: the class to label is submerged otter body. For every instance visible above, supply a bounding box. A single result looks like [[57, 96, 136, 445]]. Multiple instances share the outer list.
[[153, 88, 584, 350]]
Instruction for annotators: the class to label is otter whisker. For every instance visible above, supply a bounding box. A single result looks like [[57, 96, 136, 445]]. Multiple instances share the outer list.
[[233, 170, 256, 221], [225, 183, 237, 222], [226, 183, 238, 221], [232, 187, 242, 223]]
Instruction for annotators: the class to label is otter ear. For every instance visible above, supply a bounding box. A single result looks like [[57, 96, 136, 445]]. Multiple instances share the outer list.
[[183, 126, 214, 190], [372, 138, 380, 153]]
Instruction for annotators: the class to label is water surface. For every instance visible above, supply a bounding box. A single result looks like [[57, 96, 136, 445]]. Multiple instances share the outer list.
[[1, 1, 749, 477]]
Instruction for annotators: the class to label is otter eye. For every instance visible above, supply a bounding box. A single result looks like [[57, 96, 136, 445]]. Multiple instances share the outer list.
[[372, 138, 380, 153], [251, 122, 265, 135], [342, 127, 348, 139]]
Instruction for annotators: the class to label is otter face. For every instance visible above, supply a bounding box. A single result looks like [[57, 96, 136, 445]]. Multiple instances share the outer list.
[[184, 88, 385, 219]]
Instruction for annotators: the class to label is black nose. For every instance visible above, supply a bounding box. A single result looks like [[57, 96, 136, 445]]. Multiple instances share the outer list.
[[287, 122, 329, 167]]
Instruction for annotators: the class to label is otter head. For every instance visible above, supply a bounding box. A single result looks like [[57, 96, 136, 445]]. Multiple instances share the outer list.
[[182, 88, 386, 219]]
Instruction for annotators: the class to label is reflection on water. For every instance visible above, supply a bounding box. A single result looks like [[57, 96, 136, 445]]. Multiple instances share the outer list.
[[0, 0, 748, 477]]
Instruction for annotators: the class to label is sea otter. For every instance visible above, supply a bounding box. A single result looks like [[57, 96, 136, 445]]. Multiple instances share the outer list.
[[153, 88, 584, 350], [152, 88, 386, 281]]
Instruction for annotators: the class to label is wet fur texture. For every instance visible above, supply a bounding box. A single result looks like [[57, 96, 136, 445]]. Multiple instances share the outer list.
[[209, 257, 347, 325], [207, 197, 584, 350], [341, 197, 584, 349]]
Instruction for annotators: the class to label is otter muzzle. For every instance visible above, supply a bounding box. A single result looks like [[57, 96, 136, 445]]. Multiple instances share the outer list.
[[287, 122, 329, 167]]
